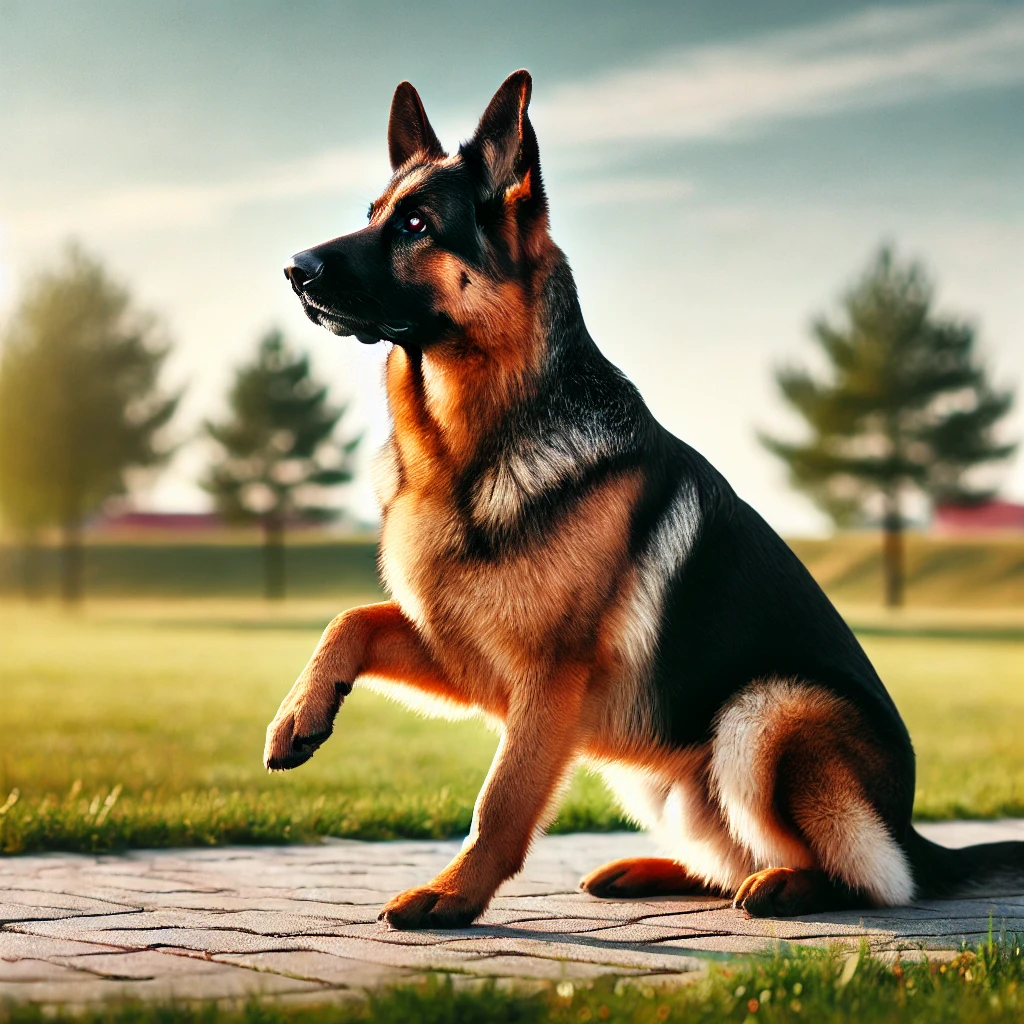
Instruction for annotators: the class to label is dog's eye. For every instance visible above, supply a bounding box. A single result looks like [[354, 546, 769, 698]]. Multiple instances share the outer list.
[[400, 211, 428, 236]]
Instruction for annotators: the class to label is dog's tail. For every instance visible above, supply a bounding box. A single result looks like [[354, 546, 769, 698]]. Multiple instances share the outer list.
[[905, 826, 1024, 899]]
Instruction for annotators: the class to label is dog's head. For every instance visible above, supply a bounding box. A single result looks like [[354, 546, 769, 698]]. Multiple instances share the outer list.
[[285, 71, 551, 351]]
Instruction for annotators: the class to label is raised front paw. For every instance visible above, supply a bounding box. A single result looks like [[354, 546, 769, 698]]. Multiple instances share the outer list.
[[263, 679, 352, 771], [378, 885, 483, 930]]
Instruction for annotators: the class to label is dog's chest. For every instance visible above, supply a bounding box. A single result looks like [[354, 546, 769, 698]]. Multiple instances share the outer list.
[[376, 486, 458, 632], [375, 440, 643, 692], [377, 481, 549, 679]]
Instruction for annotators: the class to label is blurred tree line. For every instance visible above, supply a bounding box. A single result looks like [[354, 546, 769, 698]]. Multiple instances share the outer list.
[[0, 245, 359, 601], [0, 243, 1016, 606]]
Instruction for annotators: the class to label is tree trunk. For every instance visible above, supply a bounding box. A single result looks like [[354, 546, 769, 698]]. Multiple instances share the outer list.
[[60, 521, 83, 604], [882, 494, 904, 608], [262, 516, 286, 600], [20, 535, 43, 600]]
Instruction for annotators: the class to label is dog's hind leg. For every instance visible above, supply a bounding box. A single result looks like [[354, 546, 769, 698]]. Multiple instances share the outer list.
[[732, 867, 859, 916], [581, 757, 750, 900], [580, 858, 711, 898], [712, 679, 915, 917]]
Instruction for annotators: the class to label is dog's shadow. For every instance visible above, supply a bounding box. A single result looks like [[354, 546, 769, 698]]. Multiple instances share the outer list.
[[381, 890, 1024, 957]]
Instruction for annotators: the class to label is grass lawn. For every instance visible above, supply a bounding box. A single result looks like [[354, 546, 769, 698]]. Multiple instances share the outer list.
[[0, 597, 621, 853], [4, 942, 1024, 1023], [0, 596, 1022, 854]]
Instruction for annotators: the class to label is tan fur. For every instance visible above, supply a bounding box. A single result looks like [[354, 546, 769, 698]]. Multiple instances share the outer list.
[[380, 241, 554, 482], [579, 856, 704, 898], [369, 163, 437, 224], [711, 679, 914, 906], [268, 337, 652, 918]]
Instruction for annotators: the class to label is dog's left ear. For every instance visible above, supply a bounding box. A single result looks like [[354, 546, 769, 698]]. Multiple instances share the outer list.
[[464, 69, 547, 221], [388, 82, 445, 170]]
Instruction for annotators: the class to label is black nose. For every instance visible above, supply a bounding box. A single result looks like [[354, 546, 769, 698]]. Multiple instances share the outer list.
[[284, 252, 324, 294]]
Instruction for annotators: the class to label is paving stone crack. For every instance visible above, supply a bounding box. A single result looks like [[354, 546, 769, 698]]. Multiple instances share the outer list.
[[1, 887, 143, 909], [2, 906, 144, 924]]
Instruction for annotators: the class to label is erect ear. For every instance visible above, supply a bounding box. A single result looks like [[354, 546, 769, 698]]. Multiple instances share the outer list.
[[388, 82, 445, 170], [464, 69, 546, 217]]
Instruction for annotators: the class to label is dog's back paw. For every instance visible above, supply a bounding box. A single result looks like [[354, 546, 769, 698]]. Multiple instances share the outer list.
[[579, 857, 711, 899], [733, 867, 859, 917]]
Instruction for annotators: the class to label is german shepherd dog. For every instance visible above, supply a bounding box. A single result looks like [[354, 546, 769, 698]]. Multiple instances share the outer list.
[[266, 71, 1023, 929]]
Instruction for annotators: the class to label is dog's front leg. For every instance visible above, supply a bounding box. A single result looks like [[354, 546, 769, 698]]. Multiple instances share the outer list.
[[264, 601, 451, 770], [379, 670, 585, 929]]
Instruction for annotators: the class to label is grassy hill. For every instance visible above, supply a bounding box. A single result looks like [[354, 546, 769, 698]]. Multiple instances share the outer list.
[[788, 533, 1024, 608], [0, 534, 383, 598]]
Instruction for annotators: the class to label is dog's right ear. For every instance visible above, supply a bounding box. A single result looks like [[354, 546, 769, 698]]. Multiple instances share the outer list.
[[388, 82, 445, 170]]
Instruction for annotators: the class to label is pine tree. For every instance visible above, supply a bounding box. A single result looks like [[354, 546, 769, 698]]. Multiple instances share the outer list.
[[203, 330, 359, 599], [0, 244, 179, 602], [761, 247, 1016, 606]]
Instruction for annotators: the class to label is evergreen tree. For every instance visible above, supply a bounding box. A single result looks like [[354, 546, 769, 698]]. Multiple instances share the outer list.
[[0, 244, 179, 601], [203, 330, 359, 599], [761, 247, 1016, 606]]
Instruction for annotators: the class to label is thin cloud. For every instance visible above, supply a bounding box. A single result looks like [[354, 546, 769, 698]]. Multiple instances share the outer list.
[[5, 145, 386, 237], [5, 3, 1022, 239], [535, 3, 1024, 147], [561, 176, 694, 206]]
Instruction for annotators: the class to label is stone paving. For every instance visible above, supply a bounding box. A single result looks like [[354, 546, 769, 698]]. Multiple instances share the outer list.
[[3, 822, 1024, 1005]]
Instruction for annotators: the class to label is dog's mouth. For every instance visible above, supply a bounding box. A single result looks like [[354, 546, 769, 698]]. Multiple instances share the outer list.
[[299, 295, 414, 346]]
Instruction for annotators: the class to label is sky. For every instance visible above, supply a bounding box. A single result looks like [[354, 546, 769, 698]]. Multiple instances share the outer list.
[[1, 0, 1022, 533]]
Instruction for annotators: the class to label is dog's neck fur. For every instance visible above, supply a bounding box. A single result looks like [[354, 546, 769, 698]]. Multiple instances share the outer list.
[[384, 245, 591, 475], [378, 247, 649, 555]]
